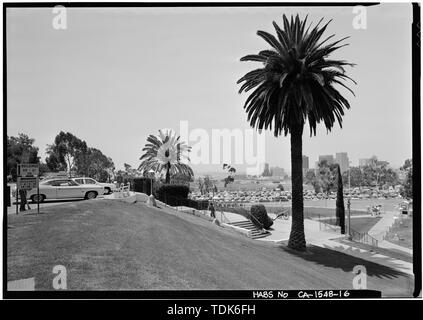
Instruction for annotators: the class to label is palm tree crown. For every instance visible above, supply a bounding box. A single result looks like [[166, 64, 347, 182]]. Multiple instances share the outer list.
[[139, 129, 193, 183], [237, 14, 355, 137]]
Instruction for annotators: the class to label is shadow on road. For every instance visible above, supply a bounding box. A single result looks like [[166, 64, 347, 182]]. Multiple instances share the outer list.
[[279, 244, 407, 280]]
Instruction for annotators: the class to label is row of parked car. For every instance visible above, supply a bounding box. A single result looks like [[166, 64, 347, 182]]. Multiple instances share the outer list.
[[18, 177, 118, 203]]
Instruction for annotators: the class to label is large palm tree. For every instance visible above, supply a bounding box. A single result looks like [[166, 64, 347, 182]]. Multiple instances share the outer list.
[[237, 14, 355, 251], [139, 129, 193, 184]]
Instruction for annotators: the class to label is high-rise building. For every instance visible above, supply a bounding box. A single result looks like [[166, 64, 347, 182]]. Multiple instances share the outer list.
[[335, 152, 349, 173], [302, 155, 309, 176], [302, 155, 309, 170], [270, 166, 285, 177], [319, 155, 335, 165], [262, 163, 272, 176]]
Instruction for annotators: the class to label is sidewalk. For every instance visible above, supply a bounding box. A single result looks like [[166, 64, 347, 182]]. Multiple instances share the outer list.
[[378, 240, 413, 255], [220, 211, 413, 276], [367, 211, 400, 241]]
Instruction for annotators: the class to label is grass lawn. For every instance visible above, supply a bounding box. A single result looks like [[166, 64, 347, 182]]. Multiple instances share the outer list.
[[6, 199, 413, 296], [384, 216, 413, 250], [350, 217, 382, 234]]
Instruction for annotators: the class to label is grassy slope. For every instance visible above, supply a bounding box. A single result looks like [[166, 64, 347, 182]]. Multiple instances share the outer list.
[[7, 200, 413, 296]]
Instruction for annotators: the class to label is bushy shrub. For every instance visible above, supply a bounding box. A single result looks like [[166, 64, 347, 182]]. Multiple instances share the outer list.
[[250, 204, 273, 230]]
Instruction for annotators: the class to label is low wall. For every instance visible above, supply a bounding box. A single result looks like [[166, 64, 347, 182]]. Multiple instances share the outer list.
[[221, 223, 252, 238], [104, 192, 137, 204]]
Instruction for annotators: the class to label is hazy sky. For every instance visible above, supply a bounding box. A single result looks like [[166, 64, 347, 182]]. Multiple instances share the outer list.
[[6, 4, 413, 174]]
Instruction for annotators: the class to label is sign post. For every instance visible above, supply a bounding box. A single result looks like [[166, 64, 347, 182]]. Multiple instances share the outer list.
[[16, 163, 40, 214], [16, 164, 19, 215]]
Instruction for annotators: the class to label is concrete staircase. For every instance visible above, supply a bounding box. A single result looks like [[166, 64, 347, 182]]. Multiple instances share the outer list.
[[227, 220, 271, 239]]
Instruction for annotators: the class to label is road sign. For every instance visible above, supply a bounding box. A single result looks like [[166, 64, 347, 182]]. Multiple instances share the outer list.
[[18, 163, 39, 177], [17, 177, 39, 191]]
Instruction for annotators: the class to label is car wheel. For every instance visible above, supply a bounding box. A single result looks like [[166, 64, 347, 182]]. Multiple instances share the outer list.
[[31, 194, 45, 203], [85, 191, 98, 200], [105, 187, 112, 195]]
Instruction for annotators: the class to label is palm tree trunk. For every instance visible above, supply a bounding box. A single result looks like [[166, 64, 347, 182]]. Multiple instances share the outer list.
[[288, 125, 307, 251], [165, 162, 170, 184]]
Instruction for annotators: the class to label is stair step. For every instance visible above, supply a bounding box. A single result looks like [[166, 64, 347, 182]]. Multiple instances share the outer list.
[[227, 221, 270, 239], [230, 221, 252, 225], [251, 233, 270, 239]]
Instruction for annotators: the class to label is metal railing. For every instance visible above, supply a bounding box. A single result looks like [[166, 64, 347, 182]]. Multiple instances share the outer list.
[[349, 227, 379, 247], [273, 209, 290, 221], [247, 212, 265, 230], [314, 215, 378, 247]]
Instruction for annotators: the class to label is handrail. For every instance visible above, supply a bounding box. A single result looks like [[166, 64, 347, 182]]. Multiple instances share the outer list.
[[247, 212, 265, 230], [315, 216, 378, 247], [349, 227, 378, 247], [273, 209, 290, 221]]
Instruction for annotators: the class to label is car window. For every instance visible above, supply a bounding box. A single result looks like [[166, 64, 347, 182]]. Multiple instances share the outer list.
[[50, 180, 66, 186], [42, 180, 56, 186], [74, 179, 84, 184], [53, 180, 79, 186], [86, 179, 97, 184]]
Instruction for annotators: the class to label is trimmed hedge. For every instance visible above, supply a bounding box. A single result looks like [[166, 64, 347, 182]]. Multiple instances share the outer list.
[[155, 184, 190, 200], [133, 177, 153, 195], [250, 204, 273, 230]]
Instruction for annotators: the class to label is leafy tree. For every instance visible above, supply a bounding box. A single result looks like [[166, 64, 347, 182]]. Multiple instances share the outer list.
[[400, 160, 412, 199], [75, 147, 115, 182], [401, 159, 412, 171], [318, 160, 338, 196], [203, 175, 214, 193], [223, 164, 236, 187], [342, 166, 363, 188], [238, 14, 355, 250], [198, 177, 204, 194], [304, 169, 321, 193], [46, 131, 88, 178], [7, 134, 40, 181]]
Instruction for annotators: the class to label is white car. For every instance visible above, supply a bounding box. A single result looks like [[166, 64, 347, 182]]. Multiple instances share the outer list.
[[27, 178, 106, 202], [72, 177, 116, 195]]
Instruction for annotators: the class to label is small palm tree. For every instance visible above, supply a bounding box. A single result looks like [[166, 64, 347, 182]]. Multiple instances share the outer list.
[[139, 129, 193, 184], [238, 14, 355, 251]]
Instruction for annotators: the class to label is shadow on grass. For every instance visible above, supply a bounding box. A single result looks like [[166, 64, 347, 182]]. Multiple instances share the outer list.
[[279, 244, 408, 280], [21, 211, 47, 216]]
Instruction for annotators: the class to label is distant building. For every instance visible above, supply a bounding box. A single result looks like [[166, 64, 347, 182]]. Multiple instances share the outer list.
[[302, 155, 309, 175], [262, 163, 272, 176], [270, 166, 285, 177], [319, 155, 335, 165], [302, 156, 309, 170], [359, 158, 371, 167], [359, 157, 389, 168], [335, 152, 349, 173]]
